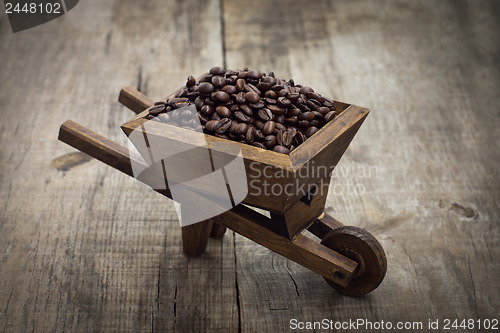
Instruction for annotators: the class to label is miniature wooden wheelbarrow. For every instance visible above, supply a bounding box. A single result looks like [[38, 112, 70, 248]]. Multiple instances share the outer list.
[[58, 85, 387, 296]]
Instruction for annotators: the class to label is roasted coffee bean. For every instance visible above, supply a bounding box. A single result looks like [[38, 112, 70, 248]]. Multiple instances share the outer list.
[[230, 104, 240, 112], [298, 103, 311, 112], [304, 126, 318, 137], [263, 120, 276, 135], [285, 116, 298, 126], [299, 86, 314, 94], [245, 126, 256, 143], [294, 132, 307, 145], [323, 96, 335, 108], [246, 69, 262, 79], [235, 92, 246, 104], [211, 113, 221, 120], [204, 97, 215, 106], [277, 87, 289, 97], [240, 104, 253, 116], [252, 142, 266, 149], [205, 120, 219, 132], [275, 114, 285, 124], [276, 130, 284, 146], [236, 78, 246, 91], [268, 104, 286, 115], [167, 97, 187, 105], [174, 89, 188, 98], [264, 135, 277, 149], [249, 100, 265, 109], [200, 105, 215, 116], [306, 99, 321, 110], [318, 106, 330, 115], [286, 93, 300, 102], [209, 66, 225, 75], [149, 104, 165, 116], [272, 84, 285, 92], [311, 119, 322, 127], [256, 82, 272, 92], [198, 82, 215, 95], [222, 85, 237, 95], [246, 83, 261, 95], [198, 112, 209, 124], [264, 90, 278, 99], [277, 97, 292, 108], [257, 108, 273, 121], [237, 70, 247, 78], [234, 111, 251, 123], [324, 111, 336, 122], [255, 129, 265, 141], [228, 132, 239, 140], [281, 130, 292, 147], [154, 101, 166, 106], [273, 145, 290, 154], [312, 111, 323, 119], [235, 123, 248, 135], [213, 91, 230, 103], [216, 105, 231, 118], [186, 75, 196, 87], [300, 111, 315, 121], [254, 120, 265, 130], [212, 75, 227, 88], [262, 75, 277, 85], [297, 120, 310, 129], [170, 98, 191, 109], [262, 97, 276, 105], [194, 96, 204, 110], [275, 123, 286, 132], [287, 107, 301, 117], [199, 73, 213, 83], [215, 118, 232, 134], [245, 91, 260, 104], [229, 121, 239, 133], [307, 92, 324, 103]]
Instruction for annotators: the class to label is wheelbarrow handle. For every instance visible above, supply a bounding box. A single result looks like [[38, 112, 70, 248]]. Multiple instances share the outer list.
[[59, 120, 135, 177], [118, 86, 154, 114]]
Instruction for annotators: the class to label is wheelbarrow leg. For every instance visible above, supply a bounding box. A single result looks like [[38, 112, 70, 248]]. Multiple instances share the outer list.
[[210, 222, 227, 238], [58, 120, 215, 258], [182, 219, 214, 257]]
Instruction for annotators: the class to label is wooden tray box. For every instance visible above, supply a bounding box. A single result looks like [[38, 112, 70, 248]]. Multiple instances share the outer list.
[[120, 86, 369, 240]]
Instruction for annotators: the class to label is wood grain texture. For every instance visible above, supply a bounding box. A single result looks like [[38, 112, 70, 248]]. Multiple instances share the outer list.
[[0, 0, 238, 332], [213, 205, 358, 287], [223, 0, 500, 331], [1, 0, 499, 332]]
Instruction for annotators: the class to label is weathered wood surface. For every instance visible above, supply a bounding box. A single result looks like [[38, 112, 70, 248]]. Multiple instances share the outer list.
[[0, 0, 499, 332]]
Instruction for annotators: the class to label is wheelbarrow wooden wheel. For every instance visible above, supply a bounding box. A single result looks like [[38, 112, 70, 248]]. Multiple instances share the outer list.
[[321, 226, 387, 296]]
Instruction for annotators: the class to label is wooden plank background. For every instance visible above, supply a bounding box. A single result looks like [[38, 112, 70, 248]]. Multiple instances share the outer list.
[[0, 0, 498, 332]]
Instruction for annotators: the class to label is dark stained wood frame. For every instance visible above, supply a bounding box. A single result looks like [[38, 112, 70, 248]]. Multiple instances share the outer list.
[[57, 85, 385, 295], [119, 80, 368, 239]]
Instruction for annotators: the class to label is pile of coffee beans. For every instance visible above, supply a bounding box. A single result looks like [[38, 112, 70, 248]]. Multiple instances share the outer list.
[[148, 67, 338, 154]]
